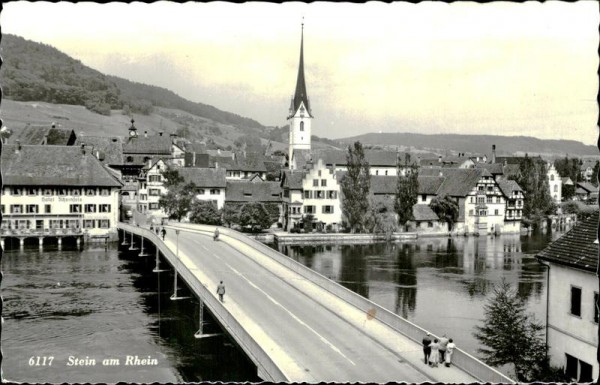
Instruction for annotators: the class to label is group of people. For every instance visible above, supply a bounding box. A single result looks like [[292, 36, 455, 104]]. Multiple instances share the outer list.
[[422, 332, 456, 368], [149, 225, 167, 240]]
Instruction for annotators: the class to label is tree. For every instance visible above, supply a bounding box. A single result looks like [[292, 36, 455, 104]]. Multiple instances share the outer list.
[[474, 280, 547, 381], [429, 195, 459, 231], [189, 200, 222, 225], [222, 203, 241, 228], [365, 197, 398, 238], [394, 154, 419, 231], [239, 202, 272, 231], [158, 182, 196, 222], [161, 166, 184, 189], [510, 156, 555, 220], [340, 141, 371, 233], [302, 214, 315, 232]]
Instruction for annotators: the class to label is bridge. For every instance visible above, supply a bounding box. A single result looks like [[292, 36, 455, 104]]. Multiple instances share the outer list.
[[118, 222, 514, 383]]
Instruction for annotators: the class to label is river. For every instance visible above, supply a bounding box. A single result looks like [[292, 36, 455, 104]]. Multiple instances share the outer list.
[[1, 229, 560, 382]]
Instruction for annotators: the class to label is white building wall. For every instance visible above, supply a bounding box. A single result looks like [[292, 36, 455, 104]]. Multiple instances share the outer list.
[[288, 101, 312, 161], [546, 264, 598, 381], [194, 188, 226, 210], [547, 164, 563, 203], [301, 160, 342, 229]]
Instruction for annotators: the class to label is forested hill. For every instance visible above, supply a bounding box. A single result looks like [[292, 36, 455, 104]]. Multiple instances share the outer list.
[[340, 132, 598, 157], [0, 34, 264, 129]]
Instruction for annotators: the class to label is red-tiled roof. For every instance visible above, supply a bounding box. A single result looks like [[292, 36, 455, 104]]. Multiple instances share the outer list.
[[2, 144, 122, 187], [536, 211, 599, 272]]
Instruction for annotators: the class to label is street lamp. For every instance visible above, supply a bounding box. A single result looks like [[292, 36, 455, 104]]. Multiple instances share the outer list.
[[170, 229, 186, 300]]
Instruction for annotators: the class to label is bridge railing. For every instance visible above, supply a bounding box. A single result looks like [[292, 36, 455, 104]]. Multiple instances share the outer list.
[[166, 223, 514, 384], [118, 223, 288, 382]]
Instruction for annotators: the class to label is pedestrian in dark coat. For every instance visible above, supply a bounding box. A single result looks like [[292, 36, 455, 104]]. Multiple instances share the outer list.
[[216, 281, 226, 302], [422, 332, 432, 365], [161, 227, 166, 240]]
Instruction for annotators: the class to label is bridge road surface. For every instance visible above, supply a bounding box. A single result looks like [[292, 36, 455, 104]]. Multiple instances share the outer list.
[[160, 226, 480, 383]]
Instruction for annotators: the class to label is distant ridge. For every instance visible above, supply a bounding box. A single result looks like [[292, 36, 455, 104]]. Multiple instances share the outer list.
[[339, 132, 599, 157]]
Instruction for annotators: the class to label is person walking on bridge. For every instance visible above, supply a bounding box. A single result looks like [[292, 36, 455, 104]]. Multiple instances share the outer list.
[[161, 227, 166, 240], [438, 334, 449, 364], [216, 281, 226, 303], [422, 332, 432, 365]]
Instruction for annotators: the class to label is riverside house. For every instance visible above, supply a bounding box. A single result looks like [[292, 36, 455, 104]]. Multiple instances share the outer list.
[[1, 143, 122, 244], [536, 213, 599, 382]]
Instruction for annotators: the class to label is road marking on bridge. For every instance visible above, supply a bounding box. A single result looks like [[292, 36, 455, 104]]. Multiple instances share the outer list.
[[221, 260, 356, 367]]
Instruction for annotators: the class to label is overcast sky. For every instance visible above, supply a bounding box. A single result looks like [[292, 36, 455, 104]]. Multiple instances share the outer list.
[[2, 1, 598, 145]]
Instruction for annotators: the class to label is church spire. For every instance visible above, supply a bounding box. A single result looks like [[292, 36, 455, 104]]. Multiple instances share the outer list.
[[290, 20, 312, 118]]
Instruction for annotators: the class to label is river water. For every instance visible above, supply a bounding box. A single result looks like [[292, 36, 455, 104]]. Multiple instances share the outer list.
[[1, 230, 560, 382]]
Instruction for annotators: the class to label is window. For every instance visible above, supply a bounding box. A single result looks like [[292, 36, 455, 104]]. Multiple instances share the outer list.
[[83, 220, 95, 229], [283, 190, 289, 198], [300, 121, 304, 131], [486, 196, 493, 203], [10, 205, 23, 214], [385, 170, 388, 176], [322, 205, 334, 214], [316, 190, 324, 199], [86, 188, 96, 196], [304, 191, 312, 199], [477, 197, 485, 204], [303, 205, 316, 214], [594, 292, 598, 324], [570, 286, 582, 317], [197, 189, 205, 195], [496, 197, 501, 203], [45, 205, 51, 214], [487, 186, 493, 192], [72, 188, 81, 196], [469, 209, 473, 216], [99, 204, 111, 213], [140, 194, 147, 201], [470, 197, 474, 203], [149, 189, 161, 196], [12, 188, 22, 196], [98, 220, 110, 229], [126, 156, 133, 163], [318, 170, 322, 177], [554, 185, 558, 192], [494, 209, 499, 215], [26, 205, 39, 214], [550, 174, 554, 181], [321, 179, 327, 187], [149, 175, 161, 182], [313, 179, 319, 187], [85, 204, 97, 213], [375, 170, 379, 176], [478, 186, 484, 191], [70, 204, 82, 213], [27, 188, 38, 196], [328, 191, 337, 199], [100, 188, 110, 196], [149, 203, 159, 210], [566, 354, 593, 382], [427, 221, 433, 228], [210, 189, 220, 195], [422, 194, 426, 202]]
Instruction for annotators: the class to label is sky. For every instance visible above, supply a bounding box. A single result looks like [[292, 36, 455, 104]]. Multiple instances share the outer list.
[[2, 1, 599, 145]]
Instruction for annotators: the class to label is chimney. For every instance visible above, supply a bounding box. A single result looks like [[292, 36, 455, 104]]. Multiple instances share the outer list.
[[16, 140, 21, 153], [438, 155, 442, 163], [159, 132, 163, 137], [492, 144, 496, 164], [43, 134, 48, 145], [51, 122, 56, 129], [144, 131, 148, 138], [192, 152, 196, 167], [81, 143, 86, 155]]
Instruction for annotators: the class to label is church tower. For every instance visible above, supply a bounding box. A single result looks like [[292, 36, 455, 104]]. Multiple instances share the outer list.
[[288, 21, 313, 168]]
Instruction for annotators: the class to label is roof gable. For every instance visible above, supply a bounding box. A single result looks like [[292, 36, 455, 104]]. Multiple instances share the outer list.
[[537, 211, 599, 272]]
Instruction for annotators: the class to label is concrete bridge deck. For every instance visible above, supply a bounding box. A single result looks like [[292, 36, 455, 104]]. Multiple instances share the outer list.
[[119, 222, 514, 383]]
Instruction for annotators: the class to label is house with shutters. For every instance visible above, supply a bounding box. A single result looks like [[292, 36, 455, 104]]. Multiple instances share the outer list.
[[0, 144, 122, 242], [536, 213, 599, 382], [136, 159, 169, 220]]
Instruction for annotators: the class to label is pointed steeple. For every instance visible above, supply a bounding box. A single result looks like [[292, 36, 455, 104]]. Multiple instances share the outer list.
[[290, 21, 312, 118]]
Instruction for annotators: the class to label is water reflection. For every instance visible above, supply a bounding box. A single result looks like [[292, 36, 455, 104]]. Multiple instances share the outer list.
[[273, 230, 556, 360]]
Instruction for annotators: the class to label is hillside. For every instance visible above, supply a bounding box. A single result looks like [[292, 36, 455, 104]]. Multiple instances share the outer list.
[[340, 132, 599, 158], [0, 34, 265, 130]]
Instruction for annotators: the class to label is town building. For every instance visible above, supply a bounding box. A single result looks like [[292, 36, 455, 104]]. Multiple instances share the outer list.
[[496, 179, 524, 233], [287, 23, 313, 166], [136, 159, 169, 221], [580, 160, 597, 183], [225, 180, 282, 226], [178, 168, 227, 210], [575, 182, 599, 202], [536, 212, 599, 382], [0, 144, 123, 246], [547, 163, 562, 203]]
